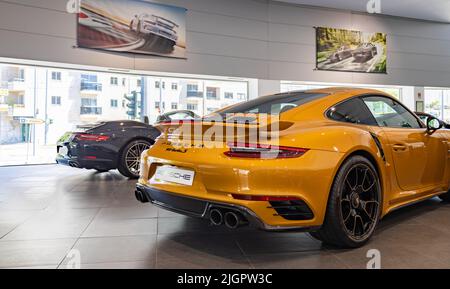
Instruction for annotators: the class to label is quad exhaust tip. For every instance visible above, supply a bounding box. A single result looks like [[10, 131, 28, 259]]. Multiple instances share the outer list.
[[69, 162, 79, 168], [209, 209, 223, 226], [210, 208, 248, 229], [135, 188, 149, 203], [224, 211, 247, 229]]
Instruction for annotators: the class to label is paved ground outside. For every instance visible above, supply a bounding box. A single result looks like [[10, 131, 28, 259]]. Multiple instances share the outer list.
[[0, 143, 56, 166]]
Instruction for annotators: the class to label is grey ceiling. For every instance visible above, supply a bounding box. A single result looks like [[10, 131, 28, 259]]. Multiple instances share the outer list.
[[274, 0, 450, 23]]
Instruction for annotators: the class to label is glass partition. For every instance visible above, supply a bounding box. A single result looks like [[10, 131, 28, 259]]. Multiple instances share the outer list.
[[145, 77, 248, 123], [424, 88, 450, 123], [0, 63, 248, 166]]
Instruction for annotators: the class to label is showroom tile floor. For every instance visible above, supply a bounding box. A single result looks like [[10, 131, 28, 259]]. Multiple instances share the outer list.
[[1, 165, 450, 269]]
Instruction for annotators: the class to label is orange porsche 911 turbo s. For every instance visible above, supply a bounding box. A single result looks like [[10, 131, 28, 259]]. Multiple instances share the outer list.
[[135, 87, 450, 248]]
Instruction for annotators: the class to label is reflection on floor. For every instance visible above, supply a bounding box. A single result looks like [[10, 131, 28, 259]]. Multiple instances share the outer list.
[[0, 165, 450, 269]]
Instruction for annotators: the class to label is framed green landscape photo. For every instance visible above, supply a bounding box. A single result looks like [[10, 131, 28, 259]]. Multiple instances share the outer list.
[[316, 27, 387, 73]]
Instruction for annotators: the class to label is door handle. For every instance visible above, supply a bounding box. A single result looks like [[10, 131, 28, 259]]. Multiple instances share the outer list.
[[393, 144, 407, 151]]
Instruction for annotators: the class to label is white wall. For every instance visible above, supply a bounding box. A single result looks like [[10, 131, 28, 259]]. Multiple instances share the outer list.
[[0, 0, 450, 87]]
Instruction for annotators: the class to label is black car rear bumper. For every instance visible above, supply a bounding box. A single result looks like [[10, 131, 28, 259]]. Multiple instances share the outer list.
[[135, 184, 319, 232], [56, 154, 114, 170], [56, 140, 117, 171]]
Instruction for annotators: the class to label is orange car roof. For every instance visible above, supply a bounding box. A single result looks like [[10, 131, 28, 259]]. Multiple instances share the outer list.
[[305, 87, 384, 95]]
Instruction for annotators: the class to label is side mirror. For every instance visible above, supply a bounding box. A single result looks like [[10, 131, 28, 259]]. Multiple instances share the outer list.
[[426, 116, 443, 134]]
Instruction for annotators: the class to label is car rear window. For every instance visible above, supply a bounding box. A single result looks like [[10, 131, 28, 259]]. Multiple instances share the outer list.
[[216, 92, 328, 116], [327, 97, 378, 126]]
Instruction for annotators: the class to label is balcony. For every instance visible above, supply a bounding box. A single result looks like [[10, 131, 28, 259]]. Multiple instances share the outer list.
[[206, 93, 219, 100], [206, 87, 220, 100], [80, 106, 102, 115], [7, 79, 26, 92], [81, 81, 102, 92], [186, 91, 203, 98]]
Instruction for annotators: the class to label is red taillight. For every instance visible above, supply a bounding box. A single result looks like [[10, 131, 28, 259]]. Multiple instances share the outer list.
[[78, 12, 89, 19], [232, 194, 300, 202], [74, 133, 110, 142], [224, 142, 308, 159]]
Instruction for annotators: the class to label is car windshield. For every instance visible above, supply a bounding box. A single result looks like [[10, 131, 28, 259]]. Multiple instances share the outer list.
[[211, 92, 328, 118]]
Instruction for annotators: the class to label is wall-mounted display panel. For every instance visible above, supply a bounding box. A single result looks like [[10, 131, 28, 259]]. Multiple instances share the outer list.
[[77, 0, 187, 58], [316, 27, 387, 74]]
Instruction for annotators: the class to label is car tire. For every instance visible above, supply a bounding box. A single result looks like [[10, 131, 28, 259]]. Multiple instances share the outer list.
[[118, 139, 152, 179], [438, 190, 450, 202], [314, 155, 381, 248]]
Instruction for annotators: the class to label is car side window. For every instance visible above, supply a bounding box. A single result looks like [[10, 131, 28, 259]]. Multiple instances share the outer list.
[[362, 96, 422, 129], [327, 97, 378, 126]]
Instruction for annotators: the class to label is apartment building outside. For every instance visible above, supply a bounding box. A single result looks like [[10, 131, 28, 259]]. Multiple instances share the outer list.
[[0, 64, 249, 165]]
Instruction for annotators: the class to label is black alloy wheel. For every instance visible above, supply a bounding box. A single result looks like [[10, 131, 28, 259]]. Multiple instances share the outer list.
[[309, 155, 381, 248], [340, 163, 380, 241]]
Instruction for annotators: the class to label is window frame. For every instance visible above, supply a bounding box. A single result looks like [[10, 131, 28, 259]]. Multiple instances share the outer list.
[[110, 77, 118, 86], [206, 87, 219, 100], [51, 96, 62, 106], [325, 94, 425, 129], [224, 92, 234, 99], [17, 95, 25, 105], [110, 99, 118, 108], [51, 71, 61, 81], [237, 93, 247, 101], [187, 103, 198, 111]]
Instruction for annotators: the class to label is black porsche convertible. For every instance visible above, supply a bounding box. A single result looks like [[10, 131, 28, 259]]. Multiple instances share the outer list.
[[56, 120, 160, 178]]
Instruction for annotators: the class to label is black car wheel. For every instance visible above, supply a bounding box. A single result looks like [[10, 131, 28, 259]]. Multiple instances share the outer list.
[[310, 155, 381, 248], [118, 140, 152, 179]]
